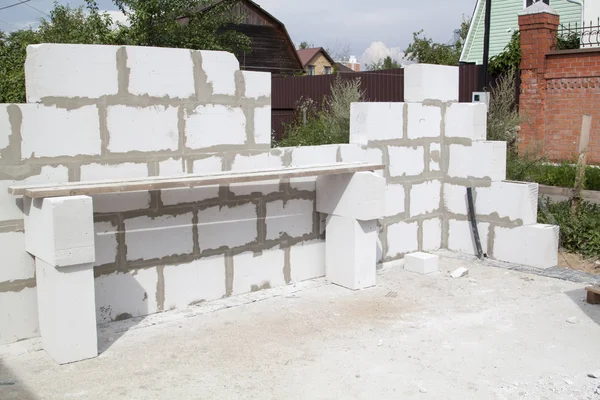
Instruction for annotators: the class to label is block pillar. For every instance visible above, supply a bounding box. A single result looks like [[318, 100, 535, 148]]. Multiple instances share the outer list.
[[23, 195, 97, 364], [518, 3, 560, 154], [316, 172, 385, 290]]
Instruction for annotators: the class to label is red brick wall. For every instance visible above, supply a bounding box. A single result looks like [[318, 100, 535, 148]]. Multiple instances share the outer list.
[[518, 11, 600, 164]]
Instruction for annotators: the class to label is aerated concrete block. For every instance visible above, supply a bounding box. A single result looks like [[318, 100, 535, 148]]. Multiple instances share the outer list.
[[429, 143, 441, 172], [231, 151, 282, 171], [185, 105, 246, 149], [316, 172, 385, 221], [266, 199, 314, 240], [126, 46, 195, 98], [161, 187, 219, 206], [198, 203, 258, 250], [423, 218, 442, 251], [35, 258, 97, 364], [254, 105, 272, 146], [388, 146, 425, 177], [94, 267, 158, 323], [93, 221, 118, 267], [199, 50, 240, 96], [107, 105, 179, 153], [350, 102, 403, 145], [387, 221, 419, 257], [25, 44, 119, 102], [290, 240, 326, 283], [493, 224, 559, 269], [124, 213, 194, 261], [92, 192, 150, 213], [0, 231, 35, 282], [445, 103, 487, 140], [443, 183, 469, 215], [0, 287, 39, 346], [476, 182, 538, 224], [192, 156, 224, 174], [385, 183, 406, 218], [339, 144, 384, 167], [0, 105, 12, 154], [20, 104, 101, 159], [407, 103, 442, 139], [0, 166, 69, 223], [326, 215, 378, 290], [163, 256, 227, 309], [290, 145, 338, 166], [24, 196, 95, 267], [242, 71, 271, 99], [410, 180, 442, 217], [159, 158, 187, 176], [404, 64, 459, 102], [447, 219, 489, 256], [232, 248, 286, 295], [448, 141, 507, 180], [80, 162, 148, 181], [404, 252, 439, 274]]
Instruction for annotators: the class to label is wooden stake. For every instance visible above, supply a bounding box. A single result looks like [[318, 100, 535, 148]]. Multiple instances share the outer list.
[[572, 115, 592, 215]]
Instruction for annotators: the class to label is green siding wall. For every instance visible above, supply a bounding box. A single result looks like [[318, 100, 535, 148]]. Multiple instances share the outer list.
[[461, 0, 582, 64]]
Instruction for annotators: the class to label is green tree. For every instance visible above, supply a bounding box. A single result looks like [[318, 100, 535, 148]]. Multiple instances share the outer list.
[[0, 0, 250, 103], [298, 41, 314, 49], [366, 55, 402, 71], [114, 0, 250, 52], [404, 19, 470, 65]]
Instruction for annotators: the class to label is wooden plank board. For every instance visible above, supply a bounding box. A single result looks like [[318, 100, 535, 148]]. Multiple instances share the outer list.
[[8, 162, 384, 199]]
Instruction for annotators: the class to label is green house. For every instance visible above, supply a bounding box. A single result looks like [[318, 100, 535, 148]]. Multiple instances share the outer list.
[[460, 0, 582, 64]]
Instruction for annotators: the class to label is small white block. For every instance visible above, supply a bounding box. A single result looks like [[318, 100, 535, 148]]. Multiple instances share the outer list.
[[404, 252, 439, 274], [35, 258, 97, 364], [316, 172, 385, 221], [24, 196, 95, 267], [450, 267, 469, 278]]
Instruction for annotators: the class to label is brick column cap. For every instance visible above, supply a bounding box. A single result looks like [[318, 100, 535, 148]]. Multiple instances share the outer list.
[[518, 2, 558, 17]]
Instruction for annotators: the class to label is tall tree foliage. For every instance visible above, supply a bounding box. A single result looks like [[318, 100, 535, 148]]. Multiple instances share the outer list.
[[0, 0, 249, 103], [366, 56, 402, 71], [404, 19, 470, 65]]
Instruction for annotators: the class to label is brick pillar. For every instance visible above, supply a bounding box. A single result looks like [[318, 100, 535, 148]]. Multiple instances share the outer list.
[[518, 3, 559, 155]]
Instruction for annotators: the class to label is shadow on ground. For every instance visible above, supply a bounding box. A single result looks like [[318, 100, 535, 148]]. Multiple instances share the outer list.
[[565, 288, 600, 326], [0, 359, 37, 400]]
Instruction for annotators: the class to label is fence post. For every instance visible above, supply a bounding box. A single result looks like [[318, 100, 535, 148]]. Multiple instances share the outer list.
[[517, 2, 560, 155]]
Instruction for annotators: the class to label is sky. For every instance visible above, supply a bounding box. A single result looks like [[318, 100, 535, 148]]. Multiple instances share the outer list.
[[0, 0, 477, 66]]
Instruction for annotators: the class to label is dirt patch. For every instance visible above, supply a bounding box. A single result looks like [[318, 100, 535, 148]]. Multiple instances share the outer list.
[[558, 251, 600, 274]]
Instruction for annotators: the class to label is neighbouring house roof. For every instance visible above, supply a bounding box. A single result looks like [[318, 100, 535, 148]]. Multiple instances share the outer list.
[[335, 62, 356, 73], [297, 47, 335, 67], [183, 0, 304, 74], [460, 0, 582, 64]]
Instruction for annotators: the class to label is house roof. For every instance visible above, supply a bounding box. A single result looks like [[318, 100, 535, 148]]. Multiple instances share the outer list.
[[184, 0, 304, 73], [335, 62, 355, 73], [297, 48, 335, 67]]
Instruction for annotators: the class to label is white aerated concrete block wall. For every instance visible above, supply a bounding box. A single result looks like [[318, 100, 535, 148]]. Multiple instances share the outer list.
[[404, 64, 459, 102]]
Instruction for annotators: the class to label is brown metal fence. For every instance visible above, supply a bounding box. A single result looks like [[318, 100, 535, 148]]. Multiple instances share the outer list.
[[272, 64, 514, 140]]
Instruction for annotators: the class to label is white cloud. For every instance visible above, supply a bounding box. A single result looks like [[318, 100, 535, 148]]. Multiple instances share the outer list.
[[360, 41, 413, 68], [101, 10, 130, 28]]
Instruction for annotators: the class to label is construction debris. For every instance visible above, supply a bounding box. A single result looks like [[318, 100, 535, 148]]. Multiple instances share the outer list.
[[450, 267, 469, 278]]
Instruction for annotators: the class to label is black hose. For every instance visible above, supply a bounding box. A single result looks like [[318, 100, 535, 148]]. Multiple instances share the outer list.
[[466, 187, 484, 259]]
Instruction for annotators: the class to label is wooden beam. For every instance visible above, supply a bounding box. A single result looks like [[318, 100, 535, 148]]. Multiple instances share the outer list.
[[8, 162, 384, 199]]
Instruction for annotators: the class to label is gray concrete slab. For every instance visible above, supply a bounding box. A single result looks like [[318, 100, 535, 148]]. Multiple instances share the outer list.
[[1, 254, 600, 400]]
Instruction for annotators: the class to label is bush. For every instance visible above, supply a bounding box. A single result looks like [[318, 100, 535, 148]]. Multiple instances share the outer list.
[[275, 76, 364, 147], [508, 160, 600, 191], [538, 199, 600, 257], [487, 68, 521, 149]]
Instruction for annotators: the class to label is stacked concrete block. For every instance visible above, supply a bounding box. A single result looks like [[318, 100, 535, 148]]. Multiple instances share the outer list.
[[0, 231, 35, 282], [349, 103, 404, 145], [445, 103, 487, 140], [493, 224, 559, 269], [475, 182, 538, 225], [163, 256, 227, 309], [266, 199, 314, 241], [447, 141, 507, 181], [447, 219, 490, 256], [198, 204, 258, 251], [95, 268, 159, 323], [404, 64, 459, 102], [232, 248, 286, 295], [289, 240, 326, 283], [0, 288, 39, 345]]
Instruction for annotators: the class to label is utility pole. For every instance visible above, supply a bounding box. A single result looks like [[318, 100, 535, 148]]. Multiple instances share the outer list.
[[481, 0, 492, 91]]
